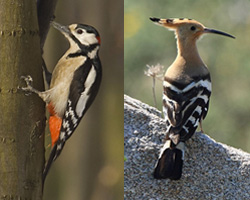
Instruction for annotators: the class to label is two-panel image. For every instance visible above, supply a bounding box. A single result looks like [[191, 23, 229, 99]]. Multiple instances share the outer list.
[[0, 0, 249, 199]]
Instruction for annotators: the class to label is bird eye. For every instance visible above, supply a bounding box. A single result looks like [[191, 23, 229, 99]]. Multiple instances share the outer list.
[[190, 26, 196, 31], [77, 29, 83, 34]]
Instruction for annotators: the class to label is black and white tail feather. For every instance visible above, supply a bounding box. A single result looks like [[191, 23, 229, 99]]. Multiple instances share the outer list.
[[154, 140, 185, 180], [154, 75, 211, 180]]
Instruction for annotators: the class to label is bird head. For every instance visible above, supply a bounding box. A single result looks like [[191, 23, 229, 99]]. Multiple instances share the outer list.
[[150, 17, 235, 41], [51, 21, 101, 48]]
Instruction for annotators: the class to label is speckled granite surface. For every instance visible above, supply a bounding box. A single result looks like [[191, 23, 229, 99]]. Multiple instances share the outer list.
[[124, 95, 250, 200]]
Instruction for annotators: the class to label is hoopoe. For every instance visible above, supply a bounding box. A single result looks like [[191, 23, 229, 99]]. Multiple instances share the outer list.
[[150, 17, 235, 180]]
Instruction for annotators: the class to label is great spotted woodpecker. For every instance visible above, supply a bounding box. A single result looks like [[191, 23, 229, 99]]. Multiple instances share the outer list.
[[150, 17, 234, 180], [21, 21, 102, 181]]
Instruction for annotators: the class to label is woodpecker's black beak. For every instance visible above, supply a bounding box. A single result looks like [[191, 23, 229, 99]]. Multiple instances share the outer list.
[[51, 21, 70, 35], [204, 28, 235, 39]]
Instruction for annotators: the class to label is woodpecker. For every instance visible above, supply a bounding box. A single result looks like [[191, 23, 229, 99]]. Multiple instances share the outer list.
[[150, 17, 235, 180], [21, 21, 102, 181]]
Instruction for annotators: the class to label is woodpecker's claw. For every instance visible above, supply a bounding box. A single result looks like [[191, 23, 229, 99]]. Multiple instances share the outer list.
[[20, 75, 36, 95], [21, 75, 33, 85]]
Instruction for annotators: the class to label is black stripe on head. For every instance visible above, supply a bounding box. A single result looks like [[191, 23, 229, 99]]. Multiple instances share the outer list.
[[69, 32, 98, 50]]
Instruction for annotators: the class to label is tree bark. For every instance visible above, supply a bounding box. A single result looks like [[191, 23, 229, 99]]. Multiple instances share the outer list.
[[0, 1, 45, 199], [37, 0, 58, 49]]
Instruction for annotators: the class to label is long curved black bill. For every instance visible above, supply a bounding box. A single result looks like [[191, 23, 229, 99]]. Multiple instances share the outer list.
[[150, 17, 160, 23], [204, 28, 235, 39]]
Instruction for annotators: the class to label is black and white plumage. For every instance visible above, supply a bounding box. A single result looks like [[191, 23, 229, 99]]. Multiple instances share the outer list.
[[154, 75, 211, 180], [21, 22, 102, 182], [150, 17, 234, 180], [43, 50, 102, 180], [163, 75, 211, 142]]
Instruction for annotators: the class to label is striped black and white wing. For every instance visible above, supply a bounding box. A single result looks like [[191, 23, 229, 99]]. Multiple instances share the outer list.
[[163, 74, 211, 144], [56, 57, 101, 157], [43, 57, 102, 180]]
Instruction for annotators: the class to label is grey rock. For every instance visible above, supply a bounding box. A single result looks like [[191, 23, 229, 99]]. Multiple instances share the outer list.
[[124, 95, 250, 200]]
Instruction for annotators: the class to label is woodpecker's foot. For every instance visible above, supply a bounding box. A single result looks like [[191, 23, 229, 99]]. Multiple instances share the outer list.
[[20, 75, 37, 95]]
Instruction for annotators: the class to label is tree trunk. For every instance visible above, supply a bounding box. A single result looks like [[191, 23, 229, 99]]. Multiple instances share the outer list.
[[37, 0, 58, 49], [0, 0, 45, 199]]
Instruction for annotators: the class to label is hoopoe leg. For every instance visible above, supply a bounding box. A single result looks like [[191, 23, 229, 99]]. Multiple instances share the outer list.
[[199, 120, 204, 133]]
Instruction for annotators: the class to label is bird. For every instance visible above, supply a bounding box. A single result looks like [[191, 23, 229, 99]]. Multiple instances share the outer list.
[[150, 17, 235, 180], [21, 21, 102, 182]]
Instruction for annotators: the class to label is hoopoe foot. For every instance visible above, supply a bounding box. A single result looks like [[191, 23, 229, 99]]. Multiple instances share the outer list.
[[20, 75, 38, 95], [199, 121, 204, 133]]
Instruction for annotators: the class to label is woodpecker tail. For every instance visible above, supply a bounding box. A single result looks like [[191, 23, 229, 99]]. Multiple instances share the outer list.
[[42, 144, 57, 184], [153, 140, 185, 180]]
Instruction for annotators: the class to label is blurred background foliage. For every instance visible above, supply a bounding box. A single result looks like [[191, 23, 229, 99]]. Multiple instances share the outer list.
[[43, 0, 123, 199], [125, 0, 250, 153]]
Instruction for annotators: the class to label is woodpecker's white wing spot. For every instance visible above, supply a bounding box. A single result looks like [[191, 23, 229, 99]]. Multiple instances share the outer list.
[[57, 143, 62, 151], [62, 120, 70, 129], [65, 101, 78, 125], [60, 131, 66, 140], [67, 130, 73, 136], [76, 65, 97, 117]]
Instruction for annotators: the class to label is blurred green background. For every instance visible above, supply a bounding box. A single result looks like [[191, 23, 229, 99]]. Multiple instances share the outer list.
[[43, 0, 123, 199], [125, 0, 250, 153]]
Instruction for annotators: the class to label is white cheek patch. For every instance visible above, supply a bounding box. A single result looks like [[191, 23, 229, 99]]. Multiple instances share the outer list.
[[73, 32, 98, 45], [75, 65, 97, 117], [83, 33, 98, 45]]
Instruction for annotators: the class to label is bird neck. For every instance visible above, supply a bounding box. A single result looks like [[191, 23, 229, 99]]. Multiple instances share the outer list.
[[176, 37, 204, 65], [66, 42, 99, 59]]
